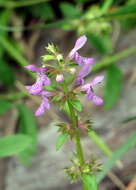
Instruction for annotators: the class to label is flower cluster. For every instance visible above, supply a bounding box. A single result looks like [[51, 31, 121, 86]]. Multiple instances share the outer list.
[[25, 35, 104, 116]]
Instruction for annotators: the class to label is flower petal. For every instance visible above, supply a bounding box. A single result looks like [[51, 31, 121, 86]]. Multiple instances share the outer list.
[[81, 83, 90, 91], [25, 65, 40, 72], [92, 95, 103, 105], [90, 76, 104, 86], [73, 52, 95, 65], [78, 63, 92, 79], [56, 74, 64, 82], [35, 97, 50, 116], [26, 76, 43, 95], [42, 75, 51, 86], [69, 35, 87, 58], [35, 103, 45, 116], [86, 88, 94, 100]]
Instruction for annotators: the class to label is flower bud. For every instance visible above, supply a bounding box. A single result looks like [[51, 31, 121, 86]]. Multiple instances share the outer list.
[[56, 54, 63, 62], [56, 74, 64, 82], [69, 67, 76, 74], [42, 55, 55, 62]]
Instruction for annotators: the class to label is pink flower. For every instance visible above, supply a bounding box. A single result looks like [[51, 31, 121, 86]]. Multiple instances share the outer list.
[[81, 76, 104, 105]]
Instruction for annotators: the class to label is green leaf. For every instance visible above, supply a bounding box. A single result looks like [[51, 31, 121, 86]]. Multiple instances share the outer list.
[[0, 9, 11, 57], [17, 104, 37, 162], [0, 60, 16, 87], [96, 132, 136, 183], [56, 133, 69, 151], [103, 4, 136, 19], [88, 130, 112, 157], [87, 33, 112, 54], [69, 99, 82, 112], [0, 100, 13, 115], [0, 135, 32, 158], [82, 174, 98, 190], [104, 64, 123, 109], [60, 2, 81, 18], [28, 3, 55, 20]]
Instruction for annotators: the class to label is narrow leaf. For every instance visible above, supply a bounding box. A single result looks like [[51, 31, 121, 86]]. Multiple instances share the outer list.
[[56, 133, 69, 151], [103, 4, 136, 19], [0, 135, 32, 158], [104, 64, 123, 109], [88, 130, 112, 157], [96, 132, 136, 183]]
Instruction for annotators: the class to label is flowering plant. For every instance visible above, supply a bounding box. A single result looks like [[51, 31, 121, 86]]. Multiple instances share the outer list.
[[25, 35, 104, 189]]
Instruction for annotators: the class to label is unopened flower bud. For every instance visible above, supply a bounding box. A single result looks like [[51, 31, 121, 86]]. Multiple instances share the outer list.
[[56, 74, 64, 82], [56, 54, 63, 62], [42, 55, 55, 62], [69, 67, 76, 74]]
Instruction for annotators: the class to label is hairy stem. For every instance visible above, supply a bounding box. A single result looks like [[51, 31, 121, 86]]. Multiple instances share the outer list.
[[67, 101, 84, 165]]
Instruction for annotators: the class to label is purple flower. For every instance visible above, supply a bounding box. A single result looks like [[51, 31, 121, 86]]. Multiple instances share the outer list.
[[35, 91, 51, 116], [75, 53, 95, 85], [25, 65, 50, 95], [81, 75, 104, 105], [69, 35, 87, 59], [68, 36, 95, 85]]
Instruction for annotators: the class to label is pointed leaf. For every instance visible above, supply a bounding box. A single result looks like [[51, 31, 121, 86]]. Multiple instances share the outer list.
[[96, 132, 136, 183], [0, 135, 32, 158], [56, 133, 69, 151]]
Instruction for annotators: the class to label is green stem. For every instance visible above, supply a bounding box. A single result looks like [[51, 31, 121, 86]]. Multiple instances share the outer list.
[[62, 80, 84, 165], [67, 100, 84, 166], [0, 0, 49, 8]]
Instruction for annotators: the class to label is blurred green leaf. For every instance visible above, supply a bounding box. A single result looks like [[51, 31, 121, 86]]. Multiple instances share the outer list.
[[56, 133, 69, 151], [96, 132, 136, 183], [0, 9, 11, 57], [0, 60, 16, 87], [60, 2, 81, 18], [87, 33, 112, 54], [104, 64, 123, 109], [17, 104, 37, 163], [102, 4, 136, 19], [82, 174, 98, 190], [0, 100, 13, 115], [28, 3, 55, 20], [88, 130, 112, 157], [69, 99, 82, 112], [0, 135, 32, 158]]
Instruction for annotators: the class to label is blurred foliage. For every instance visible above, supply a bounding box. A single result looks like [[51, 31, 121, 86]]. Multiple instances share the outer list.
[[0, 0, 136, 188]]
